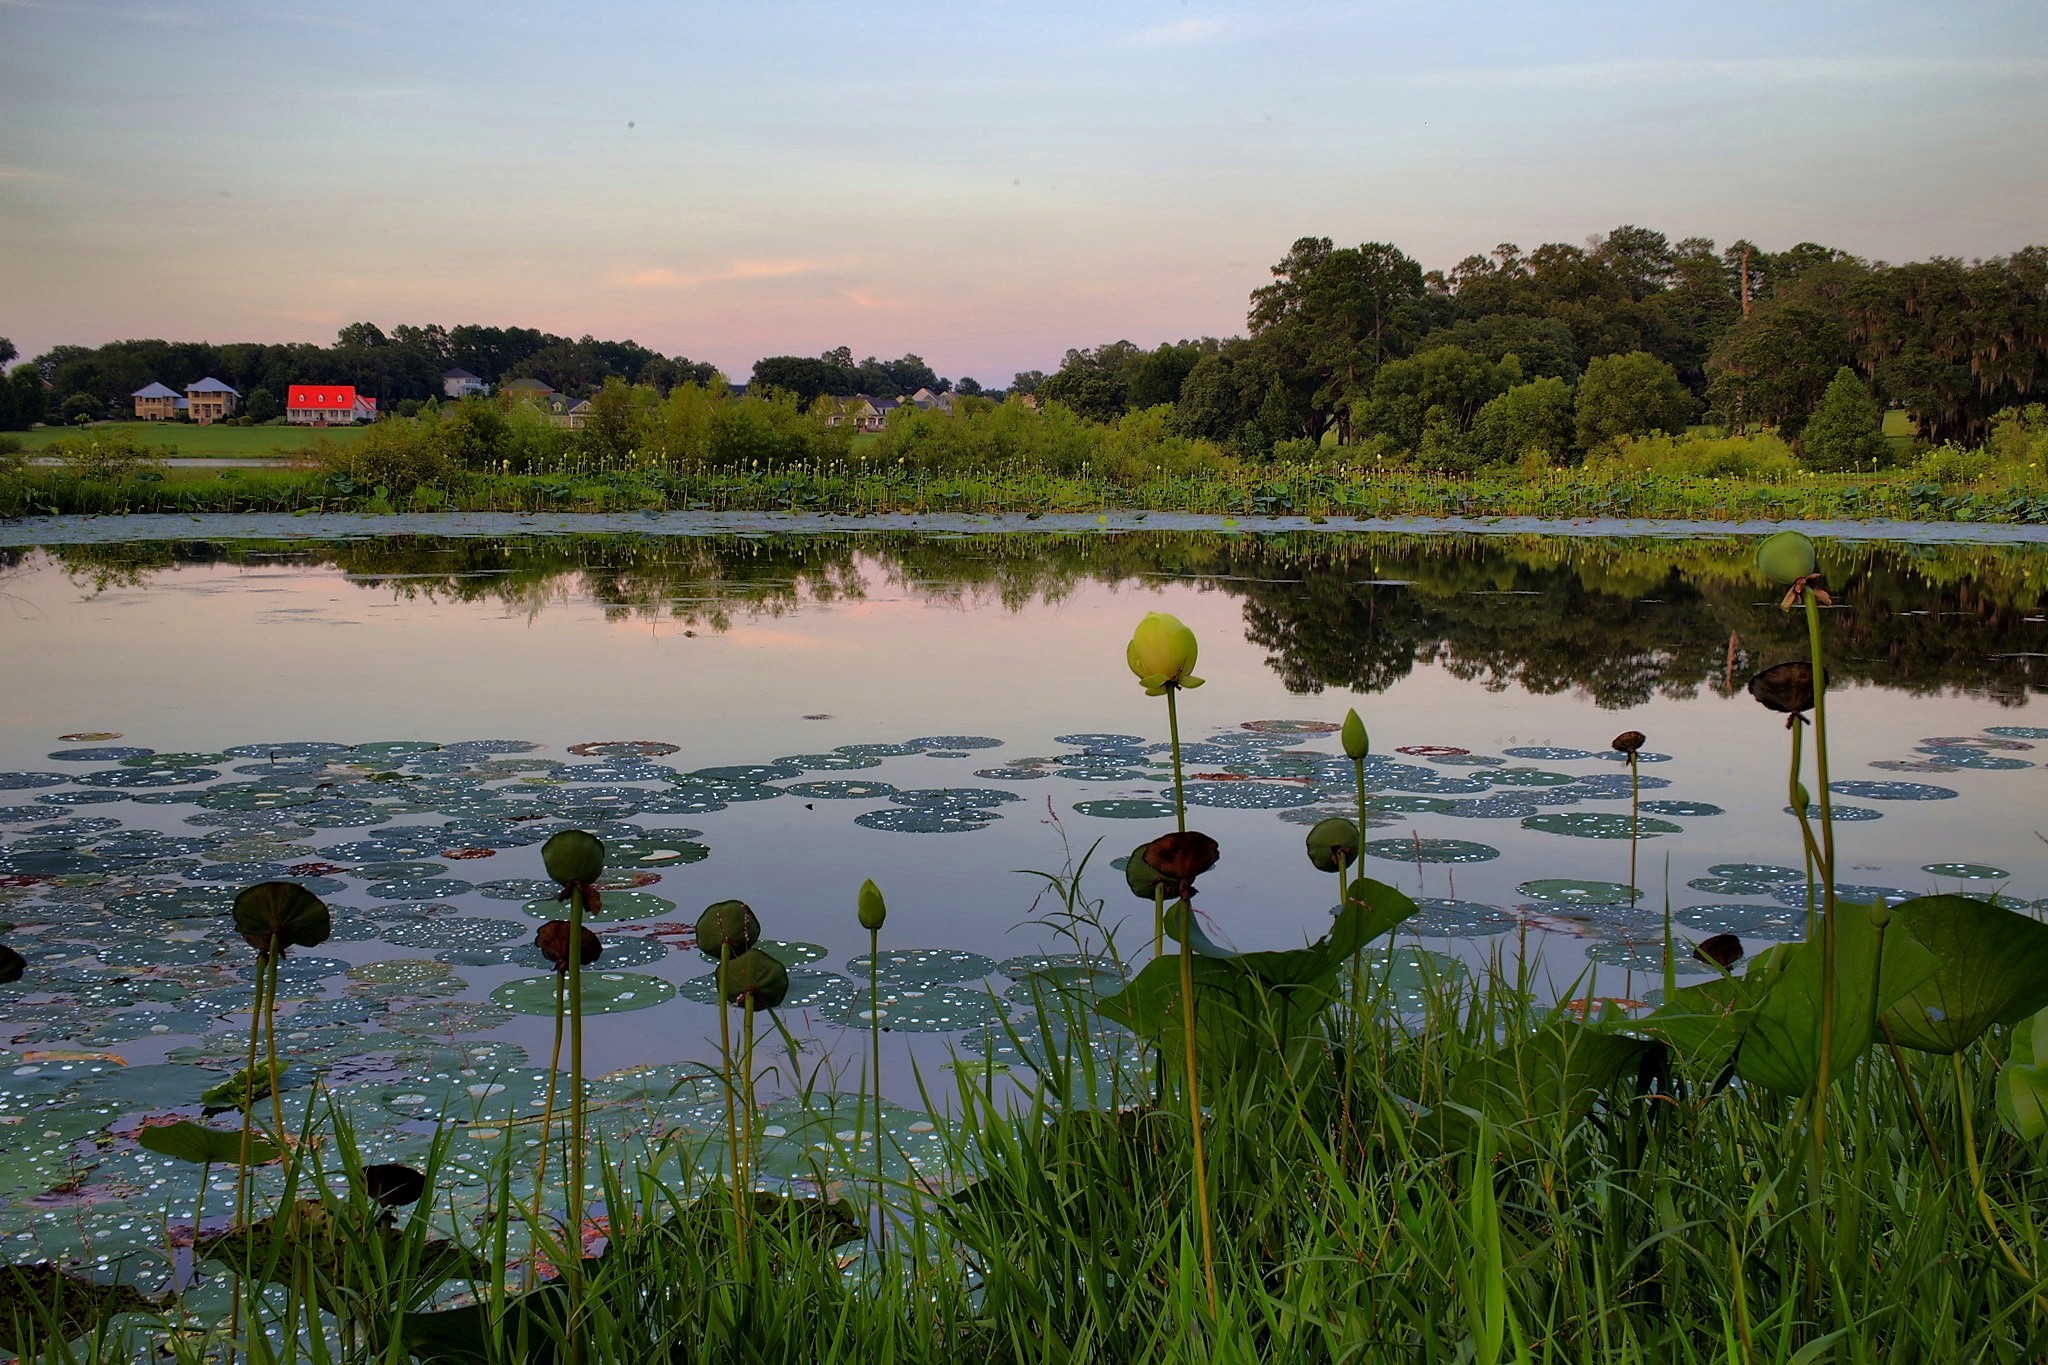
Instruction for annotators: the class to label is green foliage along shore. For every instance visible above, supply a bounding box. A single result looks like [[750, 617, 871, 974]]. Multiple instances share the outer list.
[[4, 387, 2047, 523]]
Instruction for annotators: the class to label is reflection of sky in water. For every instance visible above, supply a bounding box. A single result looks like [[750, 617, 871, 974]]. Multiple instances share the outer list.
[[1, 542, 2044, 1102]]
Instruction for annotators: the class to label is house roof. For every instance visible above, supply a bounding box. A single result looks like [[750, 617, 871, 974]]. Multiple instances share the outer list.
[[133, 382, 179, 399], [186, 377, 239, 395], [442, 368, 481, 380], [173, 397, 188, 410], [503, 377, 555, 393], [568, 399, 593, 412], [288, 384, 358, 409]]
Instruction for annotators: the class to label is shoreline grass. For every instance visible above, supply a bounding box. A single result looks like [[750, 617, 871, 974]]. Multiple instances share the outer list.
[[5, 460, 2047, 524]]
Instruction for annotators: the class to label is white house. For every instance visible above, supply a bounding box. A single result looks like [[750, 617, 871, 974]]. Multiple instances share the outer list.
[[442, 368, 489, 399]]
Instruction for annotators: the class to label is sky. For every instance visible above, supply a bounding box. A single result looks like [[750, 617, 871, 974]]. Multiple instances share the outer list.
[[2, 0, 2045, 386]]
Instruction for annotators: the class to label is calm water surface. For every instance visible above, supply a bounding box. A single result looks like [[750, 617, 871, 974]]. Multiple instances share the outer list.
[[0, 528, 2043, 1264]]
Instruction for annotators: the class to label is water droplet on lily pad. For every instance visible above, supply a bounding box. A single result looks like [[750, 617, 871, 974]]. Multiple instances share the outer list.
[[491, 972, 676, 1015], [782, 780, 897, 801], [1521, 812, 1684, 840], [1828, 780, 1958, 801], [1922, 862, 2010, 880], [1363, 838, 1499, 864], [522, 891, 675, 922], [853, 807, 990, 834], [1519, 878, 1638, 906], [1072, 798, 1177, 820]]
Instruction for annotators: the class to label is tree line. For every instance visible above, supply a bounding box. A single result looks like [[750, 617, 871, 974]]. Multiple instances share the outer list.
[[7, 224, 2044, 466]]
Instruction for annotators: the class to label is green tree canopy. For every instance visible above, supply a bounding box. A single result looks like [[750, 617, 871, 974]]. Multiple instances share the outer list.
[[1574, 351, 1692, 451], [1799, 367, 1889, 472]]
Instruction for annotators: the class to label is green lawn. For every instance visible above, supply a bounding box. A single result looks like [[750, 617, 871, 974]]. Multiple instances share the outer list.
[[17, 420, 366, 458]]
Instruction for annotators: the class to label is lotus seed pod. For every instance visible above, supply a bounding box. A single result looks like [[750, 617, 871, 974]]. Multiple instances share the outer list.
[[541, 829, 605, 886], [724, 948, 789, 1010], [1747, 661, 1816, 715], [1305, 817, 1361, 874], [1755, 530, 1817, 587], [857, 879, 887, 932], [1611, 730, 1646, 755], [361, 1162, 428, 1208], [0, 944, 22, 985], [1341, 709, 1369, 761], [535, 920, 602, 971], [696, 899, 760, 959], [1125, 612, 1204, 696]]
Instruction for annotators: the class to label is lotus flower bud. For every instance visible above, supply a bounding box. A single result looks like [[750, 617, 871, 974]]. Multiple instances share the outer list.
[[1755, 530, 1817, 587], [1341, 709, 1369, 761], [541, 829, 605, 886], [1126, 612, 1204, 696], [723, 948, 789, 1010], [1868, 900, 1892, 929], [857, 878, 887, 932], [696, 899, 760, 959], [1794, 782, 1811, 809], [1305, 817, 1360, 873]]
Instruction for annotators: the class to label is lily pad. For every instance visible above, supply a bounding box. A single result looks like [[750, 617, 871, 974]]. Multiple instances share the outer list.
[[1639, 800, 1723, 817], [844, 948, 998, 984], [1519, 878, 1639, 906], [1182, 781, 1322, 810], [1485, 767, 1578, 788], [1828, 780, 1958, 801], [380, 917, 525, 950], [775, 752, 882, 772], [1675, 901, 1808, 939], [0, 775, 68, 791], [1922, 862, 2010, 880], [781, 780, 897, 801], [833, 981, 1005, 1033], [1396, 898, 1518, 937], [491, 972, 676, 1015], [1501, 746, 1596, 760], [1441, 795, 1543, 820], [1072, 798, 1178, 819], [1521, 812, 1684, 840], [1769, 882, 1916, 908], [905, 735, 1004, 750], [1985, 726, 2048, 740], [1362, 838, 1499, 864], [603, 833, 711, 866], [1785, 803, 1884, 822], [521, 890, 675, 922], [368, 877, 473, 900], [345, 959, 456, 989], [853, 808, 990, 834]]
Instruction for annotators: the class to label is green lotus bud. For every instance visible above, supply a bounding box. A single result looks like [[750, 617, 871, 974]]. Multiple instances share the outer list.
[[724, 948, 789, 1010], [1125, 845, 1170, 901], [1755, 530, 1817, 587], [1794, 782, 1811, 809], [1305, 817, 1360, 874], [857, 878, 887, 932], [1868, 900, 1892, 929], [541, 829, 605, 886], [1341, 709, 1369, 761], [696, 899, 760, 960], [1126, 612, 1204, 696]]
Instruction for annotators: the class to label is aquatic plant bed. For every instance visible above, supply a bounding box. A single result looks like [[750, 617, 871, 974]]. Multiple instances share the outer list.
[[1, 526, 2044, 1360]]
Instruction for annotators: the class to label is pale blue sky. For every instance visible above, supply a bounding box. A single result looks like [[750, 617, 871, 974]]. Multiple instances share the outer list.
[[3, 0, 2043, 384]]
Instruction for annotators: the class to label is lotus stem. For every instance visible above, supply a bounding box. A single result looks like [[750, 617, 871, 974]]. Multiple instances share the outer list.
[[719, 943, 743, 1257], [1803, 587, 1839, 1163], [1626, 753, 1640, 908], [1165, 685, 1187, 835], [1178, 897, 1218, 1316], [261, 951, 286, 1140], [529, 970, 566, 1290], [565, 883, 588, 1356], [1152, 884, 1165, 960], [868, 923, 885, 1245]]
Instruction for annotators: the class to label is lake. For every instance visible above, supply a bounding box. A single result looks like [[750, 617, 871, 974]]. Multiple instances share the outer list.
[[0, 518, 2043, 1270]]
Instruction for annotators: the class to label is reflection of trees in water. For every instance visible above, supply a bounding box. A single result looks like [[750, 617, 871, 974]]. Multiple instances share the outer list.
[[35, 531, 2048, 708]]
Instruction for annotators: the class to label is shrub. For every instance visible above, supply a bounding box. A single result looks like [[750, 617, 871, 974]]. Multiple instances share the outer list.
[[45, 428, 169, 481], [1587, 430, 1800, 480], [1913, 442, 1996, 487], [1800, 367, 1889, 472], [1574, 351, 1692, 453], [319, 419, 448, 494], [1473, 377, 1576, 466]]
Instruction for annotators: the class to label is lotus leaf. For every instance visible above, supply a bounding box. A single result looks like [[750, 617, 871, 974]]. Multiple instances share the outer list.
[[1881, 895, 2048, 1052], [491, 972, 675, 1015], [0, 1263, 155, 1358]]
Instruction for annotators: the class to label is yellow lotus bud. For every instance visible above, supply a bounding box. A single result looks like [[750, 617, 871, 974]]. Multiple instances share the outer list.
[[1125, 612, 1204, 697], [1341, 709, 1369, 761]]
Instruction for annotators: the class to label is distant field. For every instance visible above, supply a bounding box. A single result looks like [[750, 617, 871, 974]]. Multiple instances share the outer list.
[[16, 421, 365, 458]]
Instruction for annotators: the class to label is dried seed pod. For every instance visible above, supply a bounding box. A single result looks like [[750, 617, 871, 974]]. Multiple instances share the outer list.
[[1693, 933, 1744, 970], [535, 920, 602, 972], [361, 1162, 428, 1208], [1139, 830, 1220, 898], [1747, 661, 1816, 715], [1611, 731, 1646, 756]]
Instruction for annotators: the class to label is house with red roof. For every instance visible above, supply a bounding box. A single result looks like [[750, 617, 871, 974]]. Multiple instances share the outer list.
[[285, 385, 378, 426]]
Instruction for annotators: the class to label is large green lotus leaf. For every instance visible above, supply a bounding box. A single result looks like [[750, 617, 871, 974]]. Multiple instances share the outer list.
[[402, 1282, 570, 1365], [1634, 976, 1753, 1081], [0, 1263, 155, 1358], [137, 1119, 279, 1166], [1099, 878, 1417, 1079], [1881, 895, 2048, 1053], [491, 971, 676, 1015], [1433, 1023, 1661, 1151], [1997, 1005, 2048, 1141], [1734, 902, 1941, 1097]]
